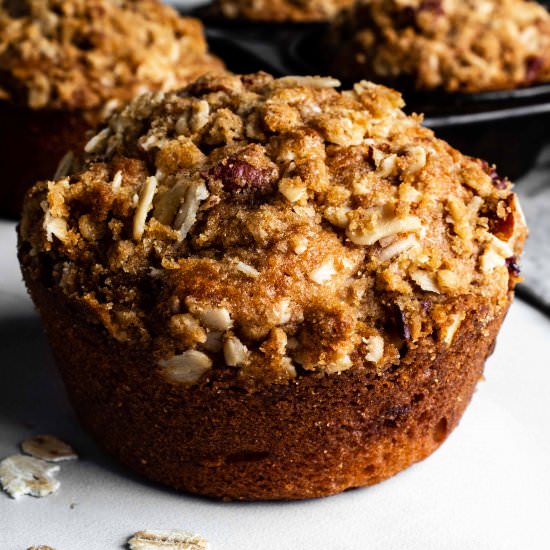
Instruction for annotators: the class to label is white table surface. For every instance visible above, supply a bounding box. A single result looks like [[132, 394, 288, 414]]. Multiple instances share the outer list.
[[0, 217, 549, 550]]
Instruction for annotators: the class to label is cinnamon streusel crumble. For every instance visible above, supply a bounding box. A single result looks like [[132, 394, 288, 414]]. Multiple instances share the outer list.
[[0, 0, 223, 116], [20, 72, 526, 385], [328, 0, 550, 92]]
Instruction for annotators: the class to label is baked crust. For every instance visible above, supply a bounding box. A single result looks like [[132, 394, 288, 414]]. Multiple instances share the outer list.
[[18, 72, 527, 499], [327, 0, 550, 92], [211, 0, 355, 22], [24, 276, 505, 500]]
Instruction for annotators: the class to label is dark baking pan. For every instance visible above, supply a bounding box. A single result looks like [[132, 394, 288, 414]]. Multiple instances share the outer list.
[[287, 28, 550, 181]]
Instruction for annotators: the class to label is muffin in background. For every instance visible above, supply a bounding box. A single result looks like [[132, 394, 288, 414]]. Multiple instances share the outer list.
[[211, 0, 355, 22], [19, 72, 527, 500], [327, 0, 550, 92], [0, 0, 224, 218]]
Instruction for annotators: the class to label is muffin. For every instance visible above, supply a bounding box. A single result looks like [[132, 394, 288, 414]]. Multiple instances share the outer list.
[[327, 0, 550, 92], [0, 0, 223, 218], [19, 72, 527, 501], [211, 0, 355, 22]]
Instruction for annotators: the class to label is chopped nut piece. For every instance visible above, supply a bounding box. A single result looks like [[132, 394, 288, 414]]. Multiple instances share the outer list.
[[169, 314, 207, 346], [84, 128, 110, 154], [373, 150, 397, 177], [112, 171, 123, 192], [27, 546, 56, 550], [325, 353, 353, 374], [0, 455, 60, 499], [441, 312, 466, 346], [159, 351, 212, 385], [290, 235, 308, 255], [404, 146, 427, 174], [234, 261, 260, 278], [324, 206, 351, 228], [128, 530, 209, 550], [197, 307, 233, 331], [364, 335, 385, 363], [309, 259, 336, 284], [278, 177, 307, 203], [224, 335, 249, 366], [271, 299, 292, 325], [410, 269, 440, 293], [378, 234, 419, 262], [43, 210, 68, 243], [480, 247, 506, 273], [133, 176, 158, 241], [347, 207, 422, 246], [21, 435, 77, 462], [173, 181, 209, 239]]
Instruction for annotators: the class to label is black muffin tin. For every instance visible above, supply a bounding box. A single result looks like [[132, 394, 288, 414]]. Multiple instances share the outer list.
[[186, 5, 550, 181]]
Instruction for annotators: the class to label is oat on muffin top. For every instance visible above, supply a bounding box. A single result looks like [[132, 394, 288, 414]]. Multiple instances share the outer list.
[[328, 0, 550, 92], [19, 72, 527, 387], [0, 0, 223, 115], [211, 0, 355, 22]]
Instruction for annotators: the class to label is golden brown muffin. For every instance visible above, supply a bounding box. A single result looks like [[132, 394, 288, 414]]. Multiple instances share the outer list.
[[327, 0, 550, 92], [19, 72, 527, 500], [0, 0, 224, 218], [211, 0, 355, 22]]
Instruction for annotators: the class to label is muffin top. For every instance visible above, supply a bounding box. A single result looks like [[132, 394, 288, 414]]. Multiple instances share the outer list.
[[19, 72, 526, 387], [328, 0, 550, 92], [0, 0, 223, 115], [211, 0, 355, 22]]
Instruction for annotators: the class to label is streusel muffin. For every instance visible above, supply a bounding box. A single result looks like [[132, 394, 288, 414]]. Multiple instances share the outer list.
[[327, 0, 550, 92], [0, 0, 223, 217], [211, 0, 355, 22], [19, 72, 527, 500]]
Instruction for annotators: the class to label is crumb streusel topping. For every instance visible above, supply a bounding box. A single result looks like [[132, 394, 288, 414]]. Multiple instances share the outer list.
[[19, 72, 527, 386], [212, 0, 354, 22], [328, 0, 550, 92], [0, 0, 223, 114]]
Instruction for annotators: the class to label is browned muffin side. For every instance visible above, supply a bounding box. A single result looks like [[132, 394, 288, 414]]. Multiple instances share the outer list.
[[211, 0, 355, 22], [19, 72, 527, 500], [0, 0, 224, 218], [327, 0, 550, 92]]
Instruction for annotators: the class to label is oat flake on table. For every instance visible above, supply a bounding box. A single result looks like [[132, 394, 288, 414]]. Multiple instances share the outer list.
[[0, 455, 60, 499], [21, 434, 78, 462], [128, 530, 209, 549]]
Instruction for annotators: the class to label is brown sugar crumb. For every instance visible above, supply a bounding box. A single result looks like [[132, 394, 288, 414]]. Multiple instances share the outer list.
[[211, 0, 355, 22], [327, 0, 550, 92], [0, 0, 224, 115], [19, 72, 527, 387]]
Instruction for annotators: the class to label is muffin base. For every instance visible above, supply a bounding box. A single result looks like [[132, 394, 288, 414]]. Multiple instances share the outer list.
[[0, 102, 90, 219], [25, 276, 506, 500]]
